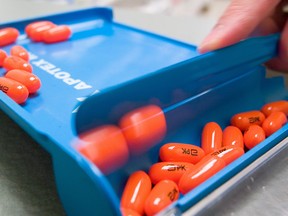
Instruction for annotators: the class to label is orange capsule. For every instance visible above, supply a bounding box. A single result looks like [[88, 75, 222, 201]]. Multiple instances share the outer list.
[[121, 171, 152, 215], [3, 56, 32, 73], [77, 125, 129, 174], [149, 162, 194, 184], [119, 105, 167, 155], [0, 27, 19, 47], [262, 111, 287, 137], [206, 146, 245, 165], [231, 110, 266, 132], [261, 100, 288, 117], [29, 23, 56, 42], [201, 122, 223, 154], [159, 143, 205, 164], [42, 25, 72, 43], [178, 156, 226, 194], [243, 125, 266, 149], [121, 208, 141, 216], [0, 77, 29, 104], [5, 69, 41, 94], [0, 49, 7, 67], [25, 20, 54, 37], [222, 126, 244, 148], [10, 45, 29, 61], [144, 180, 179, 216]]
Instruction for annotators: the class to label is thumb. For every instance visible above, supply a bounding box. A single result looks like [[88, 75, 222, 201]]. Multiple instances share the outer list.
[[266, 21, 288, 72]]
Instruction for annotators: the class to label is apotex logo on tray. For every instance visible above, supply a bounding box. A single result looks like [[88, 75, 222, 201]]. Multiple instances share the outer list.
[[28, 52, 92, 90]]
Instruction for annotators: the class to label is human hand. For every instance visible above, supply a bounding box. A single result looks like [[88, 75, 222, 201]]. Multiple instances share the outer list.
[[198, 0, 288, 72]]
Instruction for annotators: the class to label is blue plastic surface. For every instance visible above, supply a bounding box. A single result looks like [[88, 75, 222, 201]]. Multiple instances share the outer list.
[[0, 7, 287, 216]]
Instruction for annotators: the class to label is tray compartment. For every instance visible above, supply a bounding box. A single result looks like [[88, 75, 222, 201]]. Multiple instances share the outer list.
[[73, 65, 288, 215]]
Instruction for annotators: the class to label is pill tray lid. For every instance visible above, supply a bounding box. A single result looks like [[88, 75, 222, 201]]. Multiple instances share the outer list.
[[75, 32, 280, 133]]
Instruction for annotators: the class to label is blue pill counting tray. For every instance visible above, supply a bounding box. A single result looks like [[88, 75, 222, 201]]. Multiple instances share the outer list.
[[0, 7, 287, 216]]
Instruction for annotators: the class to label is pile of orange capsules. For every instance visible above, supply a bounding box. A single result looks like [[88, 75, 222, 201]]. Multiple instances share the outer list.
[[76, 100, 288, 216], [0, 21, 72, 104], [119, 100, 288, 216]]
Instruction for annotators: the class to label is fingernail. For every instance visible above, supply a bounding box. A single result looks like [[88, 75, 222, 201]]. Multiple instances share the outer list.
[[198, 25, 225, 53], [198, 38, 220, 53]]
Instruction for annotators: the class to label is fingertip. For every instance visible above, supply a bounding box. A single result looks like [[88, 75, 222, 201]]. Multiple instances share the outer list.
[[197, 42, 212, 54], [197, 38, 222, 54], [197, 24, 228, 53]]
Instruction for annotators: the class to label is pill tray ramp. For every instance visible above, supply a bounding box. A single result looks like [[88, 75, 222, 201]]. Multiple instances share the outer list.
[[0, 7, 286, 216]]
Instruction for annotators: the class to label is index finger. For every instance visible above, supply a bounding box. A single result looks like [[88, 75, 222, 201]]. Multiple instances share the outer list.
[[198, 0, 281, 53]]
